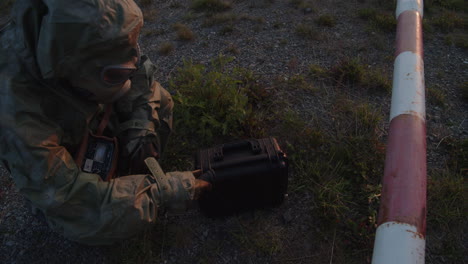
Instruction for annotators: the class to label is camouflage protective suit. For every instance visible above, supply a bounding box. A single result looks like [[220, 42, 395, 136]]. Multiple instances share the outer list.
[[0, 0, 196, 245]]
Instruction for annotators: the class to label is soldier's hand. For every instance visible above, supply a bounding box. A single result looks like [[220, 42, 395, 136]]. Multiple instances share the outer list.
[[194, 179, 212, 200]]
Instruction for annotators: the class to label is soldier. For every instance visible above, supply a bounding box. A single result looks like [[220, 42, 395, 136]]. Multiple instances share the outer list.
[[0, 0, 211, 245]]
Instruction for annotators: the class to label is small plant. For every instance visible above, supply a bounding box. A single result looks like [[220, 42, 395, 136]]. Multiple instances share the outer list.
[[331, 58, 365, 85], [295, 23, 320, 40], [309, 64, 327, 78], [444, 138, 468, 175], [357, 8, 396, 33], [425, 0, 468, 13], [191, 0, 232, 12], [287, 74, 316, 91], [431, 11, 464, 32], [371, 13, 396, 32], [315, 14, 336, 27], [427, 86, 447, 107], [426, 169, 466, 262], [158, 41, 174, 55], [357, 8, 377, 20], [219, 25, 234, 35], [273, 22, 282, 29], [445, 33, 468, 49], [363, 68, 392, 93], [168, 55, 252, 145], [173, 23, 195, 41]]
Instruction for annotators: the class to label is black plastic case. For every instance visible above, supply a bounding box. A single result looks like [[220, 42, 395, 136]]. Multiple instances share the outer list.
[[195, 137, 288, 217]]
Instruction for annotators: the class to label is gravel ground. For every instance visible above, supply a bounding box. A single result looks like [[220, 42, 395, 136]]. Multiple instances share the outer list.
[[1, 0, 467, 263]]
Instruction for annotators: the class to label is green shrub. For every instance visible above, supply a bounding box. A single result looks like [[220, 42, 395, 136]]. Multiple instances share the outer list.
[[169, 55, 252, 144]]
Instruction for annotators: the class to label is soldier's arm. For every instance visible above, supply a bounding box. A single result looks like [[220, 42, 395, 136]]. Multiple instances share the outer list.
[[1, 119, 194, 245]]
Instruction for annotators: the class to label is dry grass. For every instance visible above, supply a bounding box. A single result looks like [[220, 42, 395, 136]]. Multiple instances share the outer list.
[[173, 23, 195, 41], [158, 41, 175, 55]]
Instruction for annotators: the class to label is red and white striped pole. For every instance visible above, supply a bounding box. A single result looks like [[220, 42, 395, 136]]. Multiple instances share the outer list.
[[372, 0, 426, 263]]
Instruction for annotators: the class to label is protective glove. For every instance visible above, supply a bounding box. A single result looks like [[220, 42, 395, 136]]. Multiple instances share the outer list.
[[198, 169, 215, 184], [145, 158, 212, 213]]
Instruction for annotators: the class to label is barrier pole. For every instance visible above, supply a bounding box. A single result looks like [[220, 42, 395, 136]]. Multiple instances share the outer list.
[[371, 1, 426, 263]]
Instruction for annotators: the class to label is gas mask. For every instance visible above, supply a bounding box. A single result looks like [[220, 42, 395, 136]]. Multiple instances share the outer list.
[[68, 45, 140, 103]]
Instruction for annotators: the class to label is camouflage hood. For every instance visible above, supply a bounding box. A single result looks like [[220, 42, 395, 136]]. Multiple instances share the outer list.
[[11, 0, 143, 81]]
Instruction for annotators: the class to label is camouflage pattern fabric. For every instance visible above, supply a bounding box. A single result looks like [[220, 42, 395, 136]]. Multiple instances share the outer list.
[[0, 0, 195, 245]]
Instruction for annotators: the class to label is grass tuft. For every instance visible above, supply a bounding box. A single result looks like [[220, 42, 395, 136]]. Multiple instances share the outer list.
[[173, 23, 195, 41], [444, 33, 468, 49], [231, 216, 283, 255], [295, 23, 320, 40], [357, 8, 396, 33], [331, 58, 365, 85], [330, 58, 391, 93], [308, 64, 327, 79], [315, 14, 337, 27], [219, 25, 234, 35], [427, 169, 466, 262], [357, 8, 377, 20], [427, 86, 447, 108], [431, 11, 465, 32], [158, 41, 174, 55], [425, 0, 468, 13]]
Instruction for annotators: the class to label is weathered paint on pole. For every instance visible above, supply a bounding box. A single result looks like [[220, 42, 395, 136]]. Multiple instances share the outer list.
[[371, 0, 426, 263]]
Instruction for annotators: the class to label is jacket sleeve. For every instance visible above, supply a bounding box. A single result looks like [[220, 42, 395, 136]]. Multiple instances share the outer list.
[[1, 116, 193, 245], [114, 55, 173, 156]]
